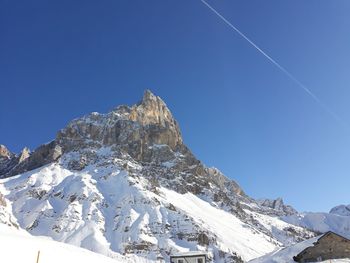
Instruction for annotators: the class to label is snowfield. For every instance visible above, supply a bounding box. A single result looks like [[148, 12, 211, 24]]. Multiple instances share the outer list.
[[0, 160, 311, 262], [0, 162, 282, 262], [282, 212, 350, 239], [0, 224, 123, 263], [161, 188, 277, 261]]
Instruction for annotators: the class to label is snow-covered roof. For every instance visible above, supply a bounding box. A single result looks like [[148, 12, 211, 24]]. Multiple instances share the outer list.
[[249, 233, 350, 263], [171, 251, 208, 257]]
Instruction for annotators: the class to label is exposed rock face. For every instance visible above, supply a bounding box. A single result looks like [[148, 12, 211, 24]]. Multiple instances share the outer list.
[[0, 142, 62, 178], [0, 145, 12, 159], [0, 90, 189, 179], [18, 147, 30, 163], [129, 90, 182, 147], [0, 145, 19, 177], [57, 90, 183, 162], [207, 167, 245, 196], [257, 198, 298, 216]]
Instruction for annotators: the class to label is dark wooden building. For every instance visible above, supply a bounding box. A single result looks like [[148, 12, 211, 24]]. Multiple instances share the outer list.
[[293, 231, 350, 262]]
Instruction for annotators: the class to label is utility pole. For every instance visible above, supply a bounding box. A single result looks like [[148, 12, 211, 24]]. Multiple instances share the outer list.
[[36, 250, 40, 263]]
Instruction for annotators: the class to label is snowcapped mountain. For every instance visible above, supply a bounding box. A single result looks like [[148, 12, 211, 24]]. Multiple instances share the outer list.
[[330, 204, 350, 216], [281, 210, 350, 239], [0, 90, 316, 262]]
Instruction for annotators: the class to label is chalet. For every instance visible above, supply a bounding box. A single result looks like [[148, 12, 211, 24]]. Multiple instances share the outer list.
[[170, 251, 207, 263], [293, 231, 350, 262]]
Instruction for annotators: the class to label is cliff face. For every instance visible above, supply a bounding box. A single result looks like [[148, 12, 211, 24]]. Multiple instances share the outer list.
[[56, 90, 183, 162], [1, 90, 183, 178], [0, 145, 12, 159], [257, 198, 298, 216], [0, 142, 62, 178]]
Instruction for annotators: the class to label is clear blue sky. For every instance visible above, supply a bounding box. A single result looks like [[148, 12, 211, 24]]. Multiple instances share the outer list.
[[1, 0, 350, 212]]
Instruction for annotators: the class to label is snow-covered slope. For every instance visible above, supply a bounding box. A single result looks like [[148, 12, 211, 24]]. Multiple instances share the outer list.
[[0, 157, 312, 262], [161, 188, 276, 260], [0, 224, 126, 263], [330, 204, 350, 216], [248, 236, 318, 263], [0, 190, 18, 228], [282, 212, 350, 239]]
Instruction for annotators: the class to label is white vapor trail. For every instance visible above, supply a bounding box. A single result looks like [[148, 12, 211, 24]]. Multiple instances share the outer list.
[[200, 0, 347, 127]]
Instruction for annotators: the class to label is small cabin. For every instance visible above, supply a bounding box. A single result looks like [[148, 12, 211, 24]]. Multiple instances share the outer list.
[[170, 251, 207, 263], [293, 231, 350, 262]]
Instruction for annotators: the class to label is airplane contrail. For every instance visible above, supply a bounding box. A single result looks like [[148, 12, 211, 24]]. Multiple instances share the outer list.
[[200, 0, 347, 127]]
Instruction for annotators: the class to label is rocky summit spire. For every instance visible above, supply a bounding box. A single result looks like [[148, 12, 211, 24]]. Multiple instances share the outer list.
[[56, 90, 183, 161], [18, 147, 30, 163], [130, 90, 178, 126], [1, 91, 187, 176], [0, 145, 12, 159], [128, 90, 183, 146]]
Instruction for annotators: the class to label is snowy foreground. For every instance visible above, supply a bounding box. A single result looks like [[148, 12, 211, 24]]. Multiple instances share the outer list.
[[0, 162, 303, 262], [3, 221, 349, 263], [0, 224, 124, 263], [249, 236, 350, 263]]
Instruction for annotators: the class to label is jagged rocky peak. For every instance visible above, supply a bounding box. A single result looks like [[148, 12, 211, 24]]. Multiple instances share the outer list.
[[131, 90, 181, 129], [128, 89, 183, 147], [18, 147, 30, 163], [257, 197, 298, 216], [0, 90, 187, 176], [0, 141, 62, 178], [206, 167, 246, 196], [0, 145, 12, 159], [0, 145, 17, 178], [57, 90, 183, 160]]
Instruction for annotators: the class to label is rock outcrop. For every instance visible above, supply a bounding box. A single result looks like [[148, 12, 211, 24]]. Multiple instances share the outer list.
[[0, 145, 12, 159], [0, 145, 18, 177], [0, 142, 62, 178], [257, 198, 298, 216], [3, 90, 183, 177], [57, 90, 183, 162], [18, 147, 30, 163]]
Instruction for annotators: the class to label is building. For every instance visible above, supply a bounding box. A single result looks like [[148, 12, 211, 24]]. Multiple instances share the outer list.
[[293, 231, 350, 262], [170, 251, 207, 263]]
